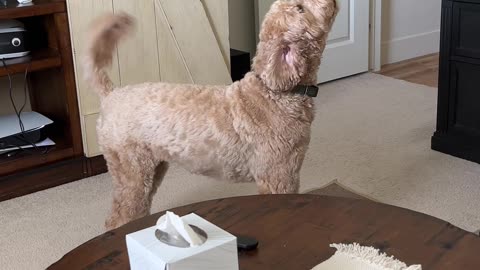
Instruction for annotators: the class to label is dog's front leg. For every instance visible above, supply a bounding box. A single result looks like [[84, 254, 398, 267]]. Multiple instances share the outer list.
[[253, 147, 306, 194], [254, 163, 301, 194]]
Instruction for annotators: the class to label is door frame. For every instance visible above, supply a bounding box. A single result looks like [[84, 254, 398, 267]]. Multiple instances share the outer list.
[[254, 0, 383, 72], [370, 0, 382, 72]]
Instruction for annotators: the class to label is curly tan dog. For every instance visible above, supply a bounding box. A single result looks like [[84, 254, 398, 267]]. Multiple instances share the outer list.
[[85, 0, 338, 230]]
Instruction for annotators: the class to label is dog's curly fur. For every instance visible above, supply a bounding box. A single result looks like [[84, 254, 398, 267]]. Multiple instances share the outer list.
[[84, 0, 338, 230]]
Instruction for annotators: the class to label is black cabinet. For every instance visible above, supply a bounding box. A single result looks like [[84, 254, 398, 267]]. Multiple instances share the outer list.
[[432, 0, 480, 164]]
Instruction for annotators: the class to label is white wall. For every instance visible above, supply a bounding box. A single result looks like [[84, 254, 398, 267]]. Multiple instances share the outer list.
[[228, 0, 257, 58], [381, 0, 442, 65]]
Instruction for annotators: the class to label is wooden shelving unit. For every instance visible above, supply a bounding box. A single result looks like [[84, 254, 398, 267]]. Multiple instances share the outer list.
[[0, 0, 94, 201]]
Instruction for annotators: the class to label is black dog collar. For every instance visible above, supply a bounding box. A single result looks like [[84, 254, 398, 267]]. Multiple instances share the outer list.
[[291, 84, 319, 97], [254, 74, 319, 97]]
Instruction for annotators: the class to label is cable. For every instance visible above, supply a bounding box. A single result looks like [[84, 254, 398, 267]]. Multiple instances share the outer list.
[[2, 58, 36, 152], [18, 60, 29, 125], [1, 58, 50, 155], [2, 59, 24, 140]]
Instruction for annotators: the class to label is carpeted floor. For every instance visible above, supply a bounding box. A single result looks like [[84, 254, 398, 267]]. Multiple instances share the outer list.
[[1, 73, 480, 270]]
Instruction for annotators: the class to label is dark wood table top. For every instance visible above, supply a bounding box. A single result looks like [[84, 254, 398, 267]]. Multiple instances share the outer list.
[[48, 195, 480, 269]]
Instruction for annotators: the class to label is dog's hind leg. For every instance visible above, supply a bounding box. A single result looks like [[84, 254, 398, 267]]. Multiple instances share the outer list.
[[104, 146, 161, 230]]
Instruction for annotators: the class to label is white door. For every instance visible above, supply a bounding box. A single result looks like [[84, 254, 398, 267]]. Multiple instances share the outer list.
[[256, 0, 370, 83]]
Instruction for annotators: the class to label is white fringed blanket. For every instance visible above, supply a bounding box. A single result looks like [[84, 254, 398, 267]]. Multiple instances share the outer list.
[[312, 243, 422, 270]]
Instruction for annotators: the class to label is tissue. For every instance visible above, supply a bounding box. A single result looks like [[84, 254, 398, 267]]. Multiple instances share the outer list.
[[156, 211, 205, 247]]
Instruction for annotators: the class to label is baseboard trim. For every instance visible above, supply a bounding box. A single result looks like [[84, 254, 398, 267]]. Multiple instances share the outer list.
[[0, 155, 108, 202], [86, 155, 108, 176], [382, 30, 441, 65]]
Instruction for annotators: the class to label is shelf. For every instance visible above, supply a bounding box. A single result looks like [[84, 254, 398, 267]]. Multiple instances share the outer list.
[[0, 137, 75, 177], [0, 0, 65, 20], [0, 49, 61, 77]]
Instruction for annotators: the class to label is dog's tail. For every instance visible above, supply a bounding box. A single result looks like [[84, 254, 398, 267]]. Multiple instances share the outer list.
[[84, 12, 135, 98]]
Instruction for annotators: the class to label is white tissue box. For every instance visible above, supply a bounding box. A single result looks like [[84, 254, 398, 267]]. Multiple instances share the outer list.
[[126, 213, 239, 270]]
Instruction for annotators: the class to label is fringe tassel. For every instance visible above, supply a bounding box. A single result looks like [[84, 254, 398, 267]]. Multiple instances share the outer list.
[[330, 243, 422, 270]]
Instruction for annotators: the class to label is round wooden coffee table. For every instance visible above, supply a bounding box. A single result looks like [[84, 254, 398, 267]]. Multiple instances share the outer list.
[[48, 195, 480, 269]]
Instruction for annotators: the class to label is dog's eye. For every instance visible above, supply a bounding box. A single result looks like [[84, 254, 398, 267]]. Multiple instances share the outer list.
[[296, 4, 305, 13]]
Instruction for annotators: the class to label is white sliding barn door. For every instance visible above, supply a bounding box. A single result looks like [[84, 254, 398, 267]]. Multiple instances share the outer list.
[[256, 0, 370, 83], [155, 0, 231, 85]]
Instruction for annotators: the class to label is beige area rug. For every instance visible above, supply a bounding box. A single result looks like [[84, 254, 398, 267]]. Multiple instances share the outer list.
[[1, 73, 480, 270]]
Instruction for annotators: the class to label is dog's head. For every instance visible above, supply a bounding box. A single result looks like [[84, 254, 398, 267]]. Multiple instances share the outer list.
[[253, 0, 338, 92]]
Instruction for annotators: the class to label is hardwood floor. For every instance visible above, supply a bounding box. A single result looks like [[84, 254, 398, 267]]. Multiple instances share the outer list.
[[378, 53, 439, 88]]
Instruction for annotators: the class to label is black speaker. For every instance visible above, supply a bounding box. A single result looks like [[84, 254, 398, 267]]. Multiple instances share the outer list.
[[0, 19, 29, 59]]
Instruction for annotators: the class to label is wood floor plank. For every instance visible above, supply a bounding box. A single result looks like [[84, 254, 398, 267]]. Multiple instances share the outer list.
[[379, 54, 439, 88]]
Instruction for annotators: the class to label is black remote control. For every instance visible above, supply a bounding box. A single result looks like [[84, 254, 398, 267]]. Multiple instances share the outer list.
[[236, 235, 258, 251]]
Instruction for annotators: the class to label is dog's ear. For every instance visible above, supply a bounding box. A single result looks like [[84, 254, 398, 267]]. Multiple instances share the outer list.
[[254, 38, 307, 92]]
